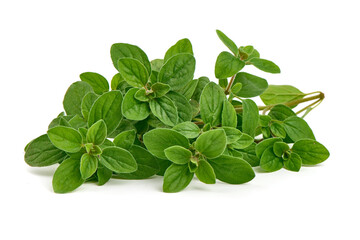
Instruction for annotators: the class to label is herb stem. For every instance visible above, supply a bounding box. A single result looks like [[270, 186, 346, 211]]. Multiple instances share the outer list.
[[225, 75, 236, 95], [234, 92, 325, 114]]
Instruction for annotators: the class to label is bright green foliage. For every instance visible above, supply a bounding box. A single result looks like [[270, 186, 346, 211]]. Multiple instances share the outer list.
[[86, 120, 107, 145], [200, 82, 225, 126], [248, 58, 280, 73], [261, 85, 305, 105], [163, 164, 194, 193], [47, 126, 83, 153], [122, 88, 150, 120], [25, 30, 329, 193], [80, 72, 109, 94], [292, 139, 330, 165], [164, 146, 192, 164], [215, 51, 245, 79], [158, 53, 196, 91], [88, 91, 123, 135], [53, 158, 85, 193], [25, 134, 67, 167], [164, 38, 193, 62], [233, 72, 268, 98], [195, 129, 226, 159]]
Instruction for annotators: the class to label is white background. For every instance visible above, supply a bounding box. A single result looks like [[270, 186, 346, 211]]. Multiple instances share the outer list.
[[1, 0, 359, 239]]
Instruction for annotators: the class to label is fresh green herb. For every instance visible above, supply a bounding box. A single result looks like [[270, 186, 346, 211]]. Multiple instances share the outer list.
[[24, 30, 330, 193]]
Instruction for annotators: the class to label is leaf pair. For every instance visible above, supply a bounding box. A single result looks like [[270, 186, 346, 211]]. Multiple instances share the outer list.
[[256, 137, 329, 172]]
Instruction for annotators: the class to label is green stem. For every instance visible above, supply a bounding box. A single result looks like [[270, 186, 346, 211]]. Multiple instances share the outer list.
[[234, 92, 325, 114]]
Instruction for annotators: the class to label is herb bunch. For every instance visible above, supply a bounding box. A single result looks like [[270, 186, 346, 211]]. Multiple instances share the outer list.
[[24, 30, 330, 193]]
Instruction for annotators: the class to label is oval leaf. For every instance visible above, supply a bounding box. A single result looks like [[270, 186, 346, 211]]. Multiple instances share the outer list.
[[292, 139, 330, 165], [260, 147, 283, 172], [260, 85, 305, 105], [216, 30, 238, 55], [149, 96, 178, 127], [86, 120, 107, 145], [242, 99, 259, 137], [25, 134, 67, 167], [80, 153, 98, 179], [80, 72, 109, 94], [122, 88, 150, 120], [166, 91, 192, 123], [52, 158, 84, 193], [47, 126, 83, 153], [117, 58, 149, 87], [195, 129, 226, 159], [100, 146, 137, 173], [233, 72, 268, 98], [222, 100, 237, 128], [63, 81, 94, 116], [215, 51, 245, 79], [172, 121, 200, 139], [143, 128, 189, 159], [200, 82, 225, 126], [283, 116, 315, 142], [195, 160, 216, 184], [164, 146, 192, 164], [249, 58, 280, 73], [163, 163, 194, 193], [88, 91, 123, 135], [164, 38, 193, 62], [208, 155, 255, 184], [158, 53, 196, 91]]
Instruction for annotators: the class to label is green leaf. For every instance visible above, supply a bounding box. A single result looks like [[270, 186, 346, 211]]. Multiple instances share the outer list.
[[113, 145, 160, 179], [242, 99, 259, 137], [86, 120, 107, 145], [52, 158, 84, 193], [149, 96, 178, 126], [63, 81, 94, 116], [273, 142, 290, 157], [195, 129, 226, 159], [292, 139, 330, 165], [108, 118, 136, 138], [231, 82, 242, 95], [260, 85, 305, 105], [216, 30, 238, 55], [283, 152, 302, 172], [164, 146, 192, 164], [191, 76, 210, 102], [88, 91, 123, 135], [164, 38, 193, 62], [260, 147, 283, 172], [111, 73, 125, 90], [228, 132, 253, 149], [222, 127, 242, 144], [97, 163, 113, 186], [172, 121, 200, 139], [222, 100, 237, 128], [80, 153, 98, 179], [110, 43, 151, 73], [259, 115, 271, 127], [117, 58, 149, 88], [68, 115, 87, 129], [235, 143, 260, 167], [143, 128, 189, 159], [270, 122, 286, 138], [255, 137, 282, 158], [163, 163, 194, 193], [215, 52, 245, 79], [200, 82, 225, 126], [158, 53, 196, 91], [179, 79, 198, 100], [100, 146, 137, 173], [134, 88, 150, 102], [151, 59, 164, 72], [113, 129, 136, 150], [81, 92, 98, 121], [152, 82, 170, 98], [25, 134, 67, 167], [122, 88, 150, 120], [233, 72, 268, 98], [283, 116, 315, 142], [166, 91, 192, 123], [268, 104, 296, 121], [80, 72, 109, 94], [47, 126, 83, 153], [208, 155, 255, 184], [249, 58, 280, 73], [195, 160, 216, 184]]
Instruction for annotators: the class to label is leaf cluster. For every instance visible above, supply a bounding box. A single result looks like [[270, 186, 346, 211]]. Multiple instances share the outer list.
[[24, 30, 330, 193]]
